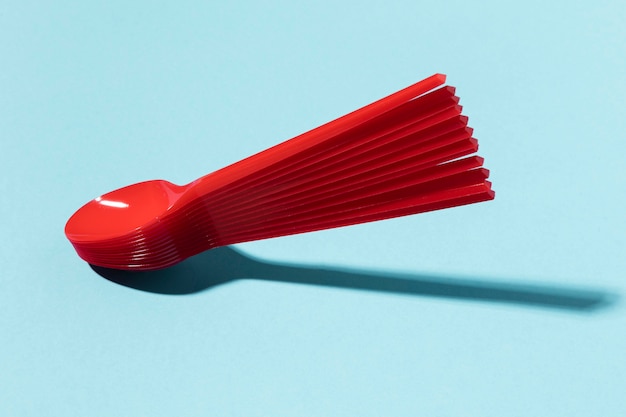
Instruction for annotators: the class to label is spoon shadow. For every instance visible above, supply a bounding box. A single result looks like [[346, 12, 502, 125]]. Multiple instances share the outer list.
[[90, 246, 616, 311]]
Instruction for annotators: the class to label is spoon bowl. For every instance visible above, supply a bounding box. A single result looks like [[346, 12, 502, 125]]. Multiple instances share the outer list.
[[65, 180, 186, 243]]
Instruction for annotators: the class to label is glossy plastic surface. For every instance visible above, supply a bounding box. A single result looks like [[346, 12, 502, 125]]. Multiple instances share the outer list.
[[65, 74, 495, 270]]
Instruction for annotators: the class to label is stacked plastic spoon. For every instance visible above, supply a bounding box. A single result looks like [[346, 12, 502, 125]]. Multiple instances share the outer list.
[[65, 74, 494, 270]]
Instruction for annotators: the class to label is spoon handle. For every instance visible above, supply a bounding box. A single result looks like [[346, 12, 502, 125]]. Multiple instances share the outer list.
[[181, 75, 493, 247], [188, 73, 449, 195]]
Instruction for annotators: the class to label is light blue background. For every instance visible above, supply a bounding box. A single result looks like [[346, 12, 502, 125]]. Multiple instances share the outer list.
[[2, 1, 625, 416]]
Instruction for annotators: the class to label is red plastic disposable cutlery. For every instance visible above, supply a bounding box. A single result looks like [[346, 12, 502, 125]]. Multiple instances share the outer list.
[[65, 74, 494, 270]]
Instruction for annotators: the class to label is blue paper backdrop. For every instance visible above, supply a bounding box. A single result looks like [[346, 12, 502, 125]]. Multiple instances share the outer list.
[[2, 1, 625, 416]]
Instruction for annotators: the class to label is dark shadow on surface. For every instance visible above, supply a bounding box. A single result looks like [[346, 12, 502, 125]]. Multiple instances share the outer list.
[[91, 246, 616, 311]]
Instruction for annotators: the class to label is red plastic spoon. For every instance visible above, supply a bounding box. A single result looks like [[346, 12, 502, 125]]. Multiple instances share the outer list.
[[65, 74, 494, 270]]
